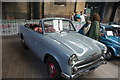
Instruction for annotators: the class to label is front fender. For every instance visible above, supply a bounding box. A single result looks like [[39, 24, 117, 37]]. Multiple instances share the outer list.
[[42, 48, 72, 76], [107, 45, 117, 56]]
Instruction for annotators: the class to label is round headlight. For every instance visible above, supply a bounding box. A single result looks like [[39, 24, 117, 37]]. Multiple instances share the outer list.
[[102, 45, 107, 54], [103, 48, 107, 53], [68, 54, 78, 65]]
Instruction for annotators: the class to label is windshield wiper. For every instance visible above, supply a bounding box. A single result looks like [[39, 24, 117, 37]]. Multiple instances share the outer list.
[[60, 29, 69, 33]]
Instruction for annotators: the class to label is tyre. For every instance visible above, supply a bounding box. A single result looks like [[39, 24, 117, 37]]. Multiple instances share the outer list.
[[46, 56, 61, 79], [105, 49, 114, 60], [20, 35, 28, 49]]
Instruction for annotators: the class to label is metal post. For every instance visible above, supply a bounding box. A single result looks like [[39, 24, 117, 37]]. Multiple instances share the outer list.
[[74, 0, 77, 12], [42, 0, 44, 18]]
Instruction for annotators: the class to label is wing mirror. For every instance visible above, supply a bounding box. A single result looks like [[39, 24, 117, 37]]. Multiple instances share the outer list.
[[101, 33, 104, 36]]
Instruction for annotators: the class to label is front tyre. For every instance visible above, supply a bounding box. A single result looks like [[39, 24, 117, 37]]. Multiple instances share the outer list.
[[105, 49, 114, 60], [46, 56, 61, 79]]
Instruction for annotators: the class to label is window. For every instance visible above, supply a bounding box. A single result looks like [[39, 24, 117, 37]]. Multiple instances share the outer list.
[[106, 31, 113, 36], [105, 27, 119, 37], [54, 0, 66, 6]]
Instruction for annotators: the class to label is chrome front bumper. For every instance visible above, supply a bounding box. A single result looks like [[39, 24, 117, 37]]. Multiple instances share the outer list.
[[116, 54, 120, 57], [61, 60, 107, 79]]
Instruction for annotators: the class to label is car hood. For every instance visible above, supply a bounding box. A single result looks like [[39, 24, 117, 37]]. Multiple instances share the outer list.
[[107, 36, 120, 45], [47, 32, 102, 59]]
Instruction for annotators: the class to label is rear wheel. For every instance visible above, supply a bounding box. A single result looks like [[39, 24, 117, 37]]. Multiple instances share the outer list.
[[20, 35, 28, 49], [46, 56, 61, 79]]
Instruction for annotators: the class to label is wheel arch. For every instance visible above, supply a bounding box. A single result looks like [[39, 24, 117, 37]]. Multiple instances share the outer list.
[[44, 53, 62, 71], [107, 46, 117, 56], [44, 53, 59, 64], [20, 33, 23, 39]]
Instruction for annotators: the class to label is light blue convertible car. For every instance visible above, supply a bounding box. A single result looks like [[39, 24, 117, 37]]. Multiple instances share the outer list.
[[19, 18, 107, 79]]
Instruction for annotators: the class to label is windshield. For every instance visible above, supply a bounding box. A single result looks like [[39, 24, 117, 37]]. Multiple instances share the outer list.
[[105, 27, 120, 37], [43, 19, 75, 33]]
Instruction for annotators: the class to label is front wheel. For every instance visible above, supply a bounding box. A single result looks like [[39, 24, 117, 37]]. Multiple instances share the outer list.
[[46, 56, 61, 79], [104, 49, 114, 60]]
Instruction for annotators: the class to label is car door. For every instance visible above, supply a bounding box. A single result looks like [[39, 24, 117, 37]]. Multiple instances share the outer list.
[[22, 26, 34, 48], [27, 26, 45, 59]]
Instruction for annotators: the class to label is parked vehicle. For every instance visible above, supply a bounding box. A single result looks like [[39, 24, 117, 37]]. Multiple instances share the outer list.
[[19, 18, 107, 79], [100, 25, 120, 60]]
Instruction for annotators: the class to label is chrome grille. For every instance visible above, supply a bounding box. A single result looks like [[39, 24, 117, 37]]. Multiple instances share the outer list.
[[75, 54, 101, 67]]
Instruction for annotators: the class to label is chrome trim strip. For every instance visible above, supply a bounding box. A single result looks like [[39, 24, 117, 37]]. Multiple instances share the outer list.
[[77, 58, 100, 69], [72, 60, 85, 67], [116, 54, 120, 57], [107, 38, 120, 45]]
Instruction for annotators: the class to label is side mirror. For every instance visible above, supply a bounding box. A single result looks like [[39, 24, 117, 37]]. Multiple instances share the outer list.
[[101, 33, 104, 36], [24, 24, 28, 27]]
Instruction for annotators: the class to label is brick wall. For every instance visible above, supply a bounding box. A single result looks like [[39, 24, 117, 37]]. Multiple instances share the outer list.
[[44, 2, 75, 19], [76, 2, 85, 14], [2, 2, 85, 20]]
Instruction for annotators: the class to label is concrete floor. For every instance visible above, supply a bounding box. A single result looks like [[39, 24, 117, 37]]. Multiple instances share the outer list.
[[2, 35, 120, 80]]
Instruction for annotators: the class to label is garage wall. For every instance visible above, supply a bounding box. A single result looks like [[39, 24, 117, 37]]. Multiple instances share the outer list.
[[2, 1, 85, 20], [44, 1, 75, 19], [76, 2, 85, 13], [101, 2, 114, 23], [114, 5, 120, 23], [2, 2, 29, 19], [44, 1, 85, 19]]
